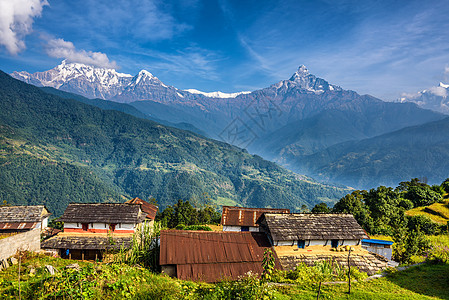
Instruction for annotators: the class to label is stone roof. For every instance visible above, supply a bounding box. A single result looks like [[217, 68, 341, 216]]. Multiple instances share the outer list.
[[0, 205, 50, 223], [221, 206, 290, 227], [59, 203, 146, 224], [258, 213, 368, 241], [41, 234, 132, 250]]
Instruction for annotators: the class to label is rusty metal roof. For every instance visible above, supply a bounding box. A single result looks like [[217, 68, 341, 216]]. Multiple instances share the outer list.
[[125, 198, 158, 220], [0, 205, 50, 223], [221, 206, 290, 227], [0, 222, 38, 230], [258, 213, 369, 241], [159, 230, 280, 282], [59, 203, 146, 223]]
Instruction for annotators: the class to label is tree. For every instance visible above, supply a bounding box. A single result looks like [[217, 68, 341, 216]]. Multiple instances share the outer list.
[[404, 185, 442, 207], [333, 190, 374, 233], [311, 202, 331, 213]]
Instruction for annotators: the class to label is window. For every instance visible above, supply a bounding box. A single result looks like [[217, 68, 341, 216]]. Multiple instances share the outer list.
[[298, 240, 306, 249], [81, 223, 88, 231], [331, 239, 339, 248], [241, 226, 249, 231]]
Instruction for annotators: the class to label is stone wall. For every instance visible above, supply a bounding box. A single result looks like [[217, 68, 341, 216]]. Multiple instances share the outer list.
[[279, 252, 389, 275], [0, 229, 40, 260]]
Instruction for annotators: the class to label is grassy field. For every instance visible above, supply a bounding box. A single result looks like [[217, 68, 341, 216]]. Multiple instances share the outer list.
[[406, 200, 449, 225], [1, 253, 448, 299]]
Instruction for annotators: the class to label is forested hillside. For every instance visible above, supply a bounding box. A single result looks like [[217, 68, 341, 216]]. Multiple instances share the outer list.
[[0, 71, 348, 215]]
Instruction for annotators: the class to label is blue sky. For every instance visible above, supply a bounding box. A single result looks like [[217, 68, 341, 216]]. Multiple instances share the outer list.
[[1, 0, 449, 100]]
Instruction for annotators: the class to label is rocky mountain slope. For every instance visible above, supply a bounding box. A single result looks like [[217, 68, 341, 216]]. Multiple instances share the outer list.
[[398, 82, 449, 114]]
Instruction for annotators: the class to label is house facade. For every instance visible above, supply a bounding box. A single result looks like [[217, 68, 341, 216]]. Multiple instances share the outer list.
[[221, 206, 290, 232], [0, 205, 51, 233], [42, 203, 149, 260], [257, 213, 389, 275]]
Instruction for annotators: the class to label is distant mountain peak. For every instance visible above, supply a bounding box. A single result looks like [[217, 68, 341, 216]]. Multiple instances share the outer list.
[[281, 65, 341, 94], [439, 82, 449, 89]]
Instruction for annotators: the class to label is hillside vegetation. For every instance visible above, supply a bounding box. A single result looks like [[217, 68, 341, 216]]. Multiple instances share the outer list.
[[406, 199, 449, 225], [0, 71, 348, 215]]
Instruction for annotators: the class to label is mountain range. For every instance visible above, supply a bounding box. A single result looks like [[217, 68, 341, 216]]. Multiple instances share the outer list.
[[0, 71, 348, 215], [11, 62, 449, 189], [398, 82, 449, 115]]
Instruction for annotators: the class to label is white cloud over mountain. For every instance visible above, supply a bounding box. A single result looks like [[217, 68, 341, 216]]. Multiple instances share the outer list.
[[45, 38, 118, 69], [0, 0, 48, 54]]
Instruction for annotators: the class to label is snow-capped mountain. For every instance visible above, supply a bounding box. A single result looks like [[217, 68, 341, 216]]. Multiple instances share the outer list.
[[271, 65, 342, 94], [399, 82, 449, 114], [184, 89, 251, 98], [11, 60, 133, 100], [11, 61, 250, 102]]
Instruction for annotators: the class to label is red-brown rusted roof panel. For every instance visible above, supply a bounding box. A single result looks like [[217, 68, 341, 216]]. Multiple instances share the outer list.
[[160, 230, 281, 282], [0, 222, 37, 230], [221, 206, 290, 227], [177, 262, 265, 283], [125, 197, 158, 220]]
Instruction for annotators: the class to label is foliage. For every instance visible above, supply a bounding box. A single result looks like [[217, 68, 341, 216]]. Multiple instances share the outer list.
[[311, 202, 331, 213], [393, 228, 430, 265], [114, 221, 161, 272], [157, 199, 221, 228], [407, 215, 438, 235], [261, 249, 275, 283], [47, 218, 64, 230], [175, 224, 213, 231]]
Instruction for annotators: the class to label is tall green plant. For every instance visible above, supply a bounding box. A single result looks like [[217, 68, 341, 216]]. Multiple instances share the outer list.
[[114, 221, 161, 272]]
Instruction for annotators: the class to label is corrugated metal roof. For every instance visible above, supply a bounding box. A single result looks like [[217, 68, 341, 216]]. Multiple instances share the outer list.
[[125, 198, 158, 220], [0, 222, 38, 230], [59, 203, 146, 223], [258, 213, 369, 241], [362, 239, 394, 245], [221, 206, 290, 227], [0, 205, 50, 223], [160, 230, 280, 282]]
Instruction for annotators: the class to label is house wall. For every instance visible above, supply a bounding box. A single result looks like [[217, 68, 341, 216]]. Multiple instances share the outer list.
[[64, 222, 135, 233], [0, 228, 40, 260], [275, 239, 361, 247], [42, 217, 48, 229], [223, 226, 258, 232], [362, 244, 393, 260]]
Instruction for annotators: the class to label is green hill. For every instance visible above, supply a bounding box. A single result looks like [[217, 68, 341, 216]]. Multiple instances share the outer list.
[[0, 71, 348, 215]]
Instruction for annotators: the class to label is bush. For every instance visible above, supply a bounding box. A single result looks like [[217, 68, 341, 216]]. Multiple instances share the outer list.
[[407, 215, 438, 235]]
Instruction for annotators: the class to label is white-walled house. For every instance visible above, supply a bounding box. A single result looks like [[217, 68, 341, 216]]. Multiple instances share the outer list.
[[0, 205, 51, 233], [42, 203, 150, 260], [257, 213, 368, 248]]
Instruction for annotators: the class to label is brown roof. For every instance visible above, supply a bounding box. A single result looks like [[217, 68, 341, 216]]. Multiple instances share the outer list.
[[41, 234, 132, 250], [59, 203, 146, 224], [257, 213, 369, 241], [0, 222, 38, 230], [0, 205, 50, 223], [221, 206, 290, 227], [125, 198, 158, 220], [159, 230, 280, 282]]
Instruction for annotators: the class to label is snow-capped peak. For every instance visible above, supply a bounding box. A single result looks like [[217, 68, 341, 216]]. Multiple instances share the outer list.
[[282, 65, 341, 94], [185, 89, 251, 98], [439, 82, 449, 89], [137, 69, 154, 78]]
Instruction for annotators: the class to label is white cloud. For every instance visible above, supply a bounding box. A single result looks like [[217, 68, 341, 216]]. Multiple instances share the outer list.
[[0, 0, 48, 54], [429, 86, 447, 98], [45, 38, 117, 69]]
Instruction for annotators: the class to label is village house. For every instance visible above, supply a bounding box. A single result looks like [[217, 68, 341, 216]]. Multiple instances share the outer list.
[[362, 238, 394, 260], [0, 205, 51, 233], [159, 230, 281, 282], [42, 202, 154, 260], [257, 213, 389, 275], [221, 206, 290, 232]]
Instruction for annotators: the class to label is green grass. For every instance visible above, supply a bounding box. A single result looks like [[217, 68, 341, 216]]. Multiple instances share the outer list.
[[1, 252, 449, 299], [406, 200, 449, 225]]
